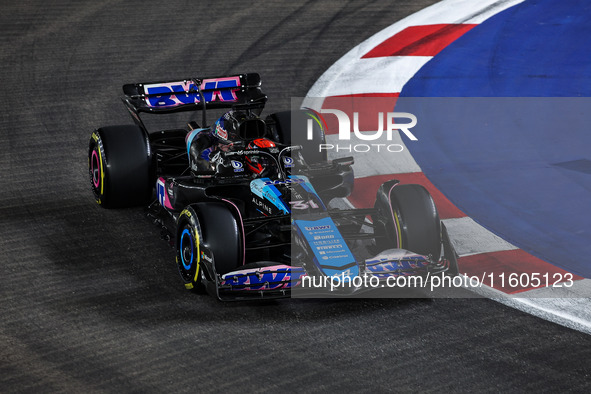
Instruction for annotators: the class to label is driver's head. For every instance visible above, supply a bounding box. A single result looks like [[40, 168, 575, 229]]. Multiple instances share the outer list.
[[213, 110, 266, 143]]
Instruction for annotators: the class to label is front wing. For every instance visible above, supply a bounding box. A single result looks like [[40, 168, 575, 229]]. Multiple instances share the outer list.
[[208, 249, 452, 300]]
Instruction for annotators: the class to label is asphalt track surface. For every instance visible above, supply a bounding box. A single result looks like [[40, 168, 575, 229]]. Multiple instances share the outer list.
[[1, 1, 590, 392]]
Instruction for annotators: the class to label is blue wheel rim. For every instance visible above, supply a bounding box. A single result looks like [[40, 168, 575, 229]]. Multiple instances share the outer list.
[[180, 228, 194, 271]]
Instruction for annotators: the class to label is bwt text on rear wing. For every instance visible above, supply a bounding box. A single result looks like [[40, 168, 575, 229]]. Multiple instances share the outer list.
[[122, 73, 267, 114]]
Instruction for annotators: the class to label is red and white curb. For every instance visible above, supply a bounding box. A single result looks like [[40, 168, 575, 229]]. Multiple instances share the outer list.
[[304, 0, 591, 334]]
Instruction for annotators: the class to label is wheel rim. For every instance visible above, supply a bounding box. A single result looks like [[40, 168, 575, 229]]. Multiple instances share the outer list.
[[180, 228, 194, 271], [91, 149, 101, 189]]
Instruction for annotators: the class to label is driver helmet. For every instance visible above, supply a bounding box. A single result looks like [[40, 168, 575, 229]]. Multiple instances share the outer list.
[[213, 110, 266, 144]]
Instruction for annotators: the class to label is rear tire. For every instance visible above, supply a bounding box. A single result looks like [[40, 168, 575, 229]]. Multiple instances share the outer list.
[[266, 110, 327, 164], [373, 182, 441, 261], [88, 125, 153, 208]]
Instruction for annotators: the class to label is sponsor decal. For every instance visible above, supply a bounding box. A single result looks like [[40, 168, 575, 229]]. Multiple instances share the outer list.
[[316, 244, 343, 250], [144, 76, 241, 108], [283, 156, 294, 168], [250, 178, 290, 214], [263, 178, 305, 186], [216, 122, 228, 140], [200, 251, 213, 264], [251, 197, 273, 215], [292, 190, 304, 200], [220, 266, 307, 291], [305, 225, 330, 231], [314, 235, 335, 240], [157, 179, 167, 207], [296, 217, 358, 277], [180, 209, 192, 218], [326, 254, 350, 259], [231, 160, 244, 172], [250, 180, 264, 194]]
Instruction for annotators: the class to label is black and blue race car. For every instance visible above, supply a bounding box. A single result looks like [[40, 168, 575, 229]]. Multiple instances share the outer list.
[[88, 73, 459, 300]]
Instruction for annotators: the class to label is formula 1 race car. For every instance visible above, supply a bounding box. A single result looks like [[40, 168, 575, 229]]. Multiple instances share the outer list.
[[88, 73, 459, 300]]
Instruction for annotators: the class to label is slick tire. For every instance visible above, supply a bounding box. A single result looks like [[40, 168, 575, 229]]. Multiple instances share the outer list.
[[442, 222, 460, 276], [176, 206, 207, 293], [373, 182, 442, 262], [177, 202, 243, 284], [89, 125, 153, 208]]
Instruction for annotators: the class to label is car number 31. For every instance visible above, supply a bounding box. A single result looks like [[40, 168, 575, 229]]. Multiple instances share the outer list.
[[289, 200, 320, 210]]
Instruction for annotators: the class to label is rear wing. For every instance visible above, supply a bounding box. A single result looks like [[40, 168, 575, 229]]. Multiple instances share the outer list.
[[122, 73, 267, 114]]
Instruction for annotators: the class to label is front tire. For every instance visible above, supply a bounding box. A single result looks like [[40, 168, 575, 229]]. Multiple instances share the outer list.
[[373, 182, 442, 262], [176, 202, 243, 289], [442, 222, 459, 276], [176, 207, 206, 292]]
